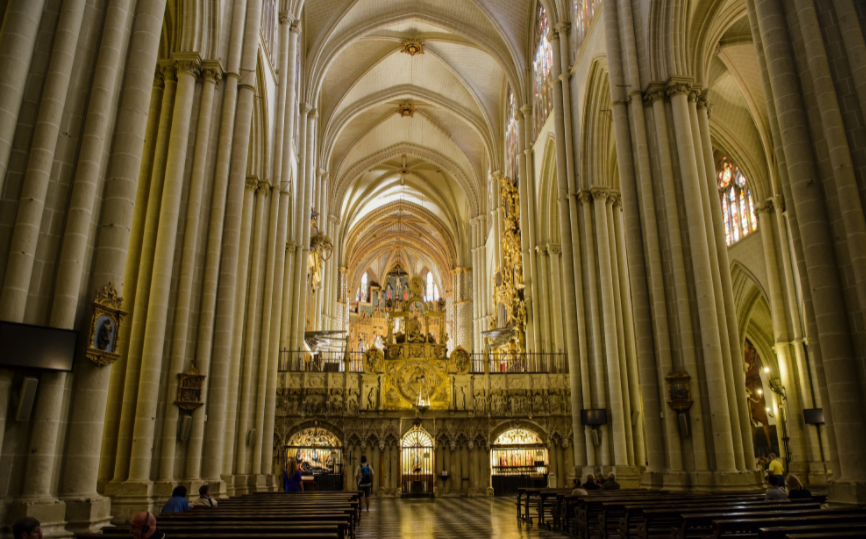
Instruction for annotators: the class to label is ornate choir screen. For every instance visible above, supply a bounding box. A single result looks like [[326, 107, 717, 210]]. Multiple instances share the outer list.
[[490, 428, 548, 496], [401, 425, 435, 497], [286, 427, 344, 491]]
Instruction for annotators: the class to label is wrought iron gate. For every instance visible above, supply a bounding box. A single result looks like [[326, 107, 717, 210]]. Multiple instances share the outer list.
[[400, 426, 434, 497]]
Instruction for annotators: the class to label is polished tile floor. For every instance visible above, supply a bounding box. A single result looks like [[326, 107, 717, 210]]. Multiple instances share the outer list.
[[356, 497, 564, 538]]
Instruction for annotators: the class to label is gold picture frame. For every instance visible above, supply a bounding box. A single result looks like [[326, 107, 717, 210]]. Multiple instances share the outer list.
[[85, 283, 127, 367]]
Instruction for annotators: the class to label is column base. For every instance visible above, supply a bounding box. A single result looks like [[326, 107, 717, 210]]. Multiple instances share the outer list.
[[103, 480, 157, 525], [639, 470, 763, 491], [5, 498, 71, 538], [62, 496, 112, 536], [828, 482, 866, 505]]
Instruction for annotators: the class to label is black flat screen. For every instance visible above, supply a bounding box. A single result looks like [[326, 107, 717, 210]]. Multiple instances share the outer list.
[[0, 321, 77, 372]]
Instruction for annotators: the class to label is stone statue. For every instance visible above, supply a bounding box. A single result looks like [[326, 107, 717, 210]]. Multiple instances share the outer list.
[[367, 387, 377, 410], [97, 319, 112, 351], [460, 387, 466, 410]]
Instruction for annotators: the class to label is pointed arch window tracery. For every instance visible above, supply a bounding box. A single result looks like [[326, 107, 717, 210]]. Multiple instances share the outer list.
[[505, 85, 519, 183], [717, 157, 758, 246], [532, 2, 554, 138], [572, 0, 602, 56]]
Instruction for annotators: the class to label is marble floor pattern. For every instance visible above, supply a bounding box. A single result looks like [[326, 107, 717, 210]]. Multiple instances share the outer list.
[[356, 497, 564, 538]]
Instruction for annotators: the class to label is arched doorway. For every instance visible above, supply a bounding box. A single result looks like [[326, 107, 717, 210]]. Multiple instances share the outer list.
[[286, 427, 344, 491], [490, 428, 548, 496], [401, 425, 434, 497], [744, 339, 781, 461]]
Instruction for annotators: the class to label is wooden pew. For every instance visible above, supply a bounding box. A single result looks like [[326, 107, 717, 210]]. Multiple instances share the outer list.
[[637, 502, 820, 539], [676, 507, 865, 539], [758, 522, 866, 539]]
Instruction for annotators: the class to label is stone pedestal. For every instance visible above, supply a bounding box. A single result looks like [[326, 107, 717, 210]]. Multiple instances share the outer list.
[[6, 498, 71, 538], [63, 496, 112, 535], [828, 482, 866, 506], [103, 480, 154, 526]]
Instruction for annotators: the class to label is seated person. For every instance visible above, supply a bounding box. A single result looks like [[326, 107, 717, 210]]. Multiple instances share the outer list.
[[571, 478, 589, 496], [12, 517, 42, 539], [161, 486, 191, 513], [602, 472, 621, 490], [189, 484, 218, 507], [764, 474, 788, 501], [130, 512, 167, 539], [582, 473, 600, 490], [785, 474, 812, 500]]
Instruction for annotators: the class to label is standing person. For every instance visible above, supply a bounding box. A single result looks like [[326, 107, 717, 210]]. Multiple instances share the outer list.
[[130, 512, 168, 539], [284, 459, 304, 492], [12, 517, 42, 539], [767, 453, 785, 487], [190, 484, 218, 507], [603, 472, 621, 490], [786, 474, 812, 500], [161, 486, 191, 513], [581, 473, 600, 490], [355, 455, 374, 515]]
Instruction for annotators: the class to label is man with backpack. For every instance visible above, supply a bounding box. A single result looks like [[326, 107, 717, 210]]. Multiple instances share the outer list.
[[354, 455, 374, 515]]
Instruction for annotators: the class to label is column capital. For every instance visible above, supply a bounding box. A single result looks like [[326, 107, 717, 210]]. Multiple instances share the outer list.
[[665, 76, 692, 98], [257, 180, 271, 196], [245, 177, 258, 191], [339, 266, 348, 275], [536, 245, 549, 256], [201, 60, 224, 85], [519, 104, 532, 116], [279, 10, 291, 24], [158, 60, 178, 83], [547, 29, 560, 43], [547, 244, 561, 256], [590, 187, 609, 202], [300, 102, 312, 114], [772, 194, 785, 213], [554, 22, 571, 35], [642, 82, 667, 106], [173, 52, 202, 78], [577, 189, 593, 205], [153, 67, 165, 88], [612, 192, 623, 209], [286, 241, 296, 251], [688, 86, 702, 103], [290, 19, 301, 33], [308, 108, 319, 120]]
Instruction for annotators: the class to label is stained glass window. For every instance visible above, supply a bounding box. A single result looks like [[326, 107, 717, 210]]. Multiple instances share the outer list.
[[261, 0, 278, 66], [717, 157, 758, 246], [533, 2, 554, 137], [356, 273, 368, 303], [573, 0, 602, 56], [494, 428, 543, 445], [505, 85, 520, 183]]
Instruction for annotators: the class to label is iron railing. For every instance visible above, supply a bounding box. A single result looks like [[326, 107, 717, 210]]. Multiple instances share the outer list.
[[472, 352, 568, 374], [278, 350, 365, 373]]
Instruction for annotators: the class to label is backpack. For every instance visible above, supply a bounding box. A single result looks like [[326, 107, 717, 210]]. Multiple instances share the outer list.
[[359, 465, 371, 484]]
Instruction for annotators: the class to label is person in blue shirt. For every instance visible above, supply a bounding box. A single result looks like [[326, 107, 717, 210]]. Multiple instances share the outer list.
[[283, 459, 304, 493], [161, 486, 191, 513]]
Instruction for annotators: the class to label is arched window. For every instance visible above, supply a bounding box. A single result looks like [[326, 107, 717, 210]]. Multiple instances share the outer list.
[[717, 157, 758, 246], [356, 273, 368, 303], [505, 85, 520, 182], [425, 273, 440, 302], [572, 0, 602, 56], [532, 2, 554, 137]]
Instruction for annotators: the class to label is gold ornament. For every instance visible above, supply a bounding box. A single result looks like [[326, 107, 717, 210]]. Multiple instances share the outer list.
[[175, 362, 207, 411], [400, 39, 425, 56], [85, 283, 127, 367], [396, 103, 416, 118]]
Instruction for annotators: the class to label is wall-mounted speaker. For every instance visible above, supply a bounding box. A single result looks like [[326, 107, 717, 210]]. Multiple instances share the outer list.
[[16, 377, 38, 422], [678, 413, 690, 437], [179, 416, 192, 441], [591, 429, 601, 447]]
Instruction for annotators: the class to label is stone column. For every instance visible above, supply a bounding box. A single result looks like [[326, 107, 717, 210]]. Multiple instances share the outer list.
[[0, 0, 49, 197], [199, 0, 260, 486], [127, 56, 200, 484], [110, 63, 177, 483], [158, 60, 218, 483], [157, 61, 219, 483], [224, 178, 259, 479], [515, 110, 538, 353], [288, 104, 311, 349], [235, 180, 269, 479], [547, 245, 564, 353], [548, 442, 558, 487], [602, 0, 669, 476], [751, 0, 866, 495], [535, 245, 551, 350], [579, 191, 608, 465], [666, 80, 737, 472], [591, 188, 628, 465]]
